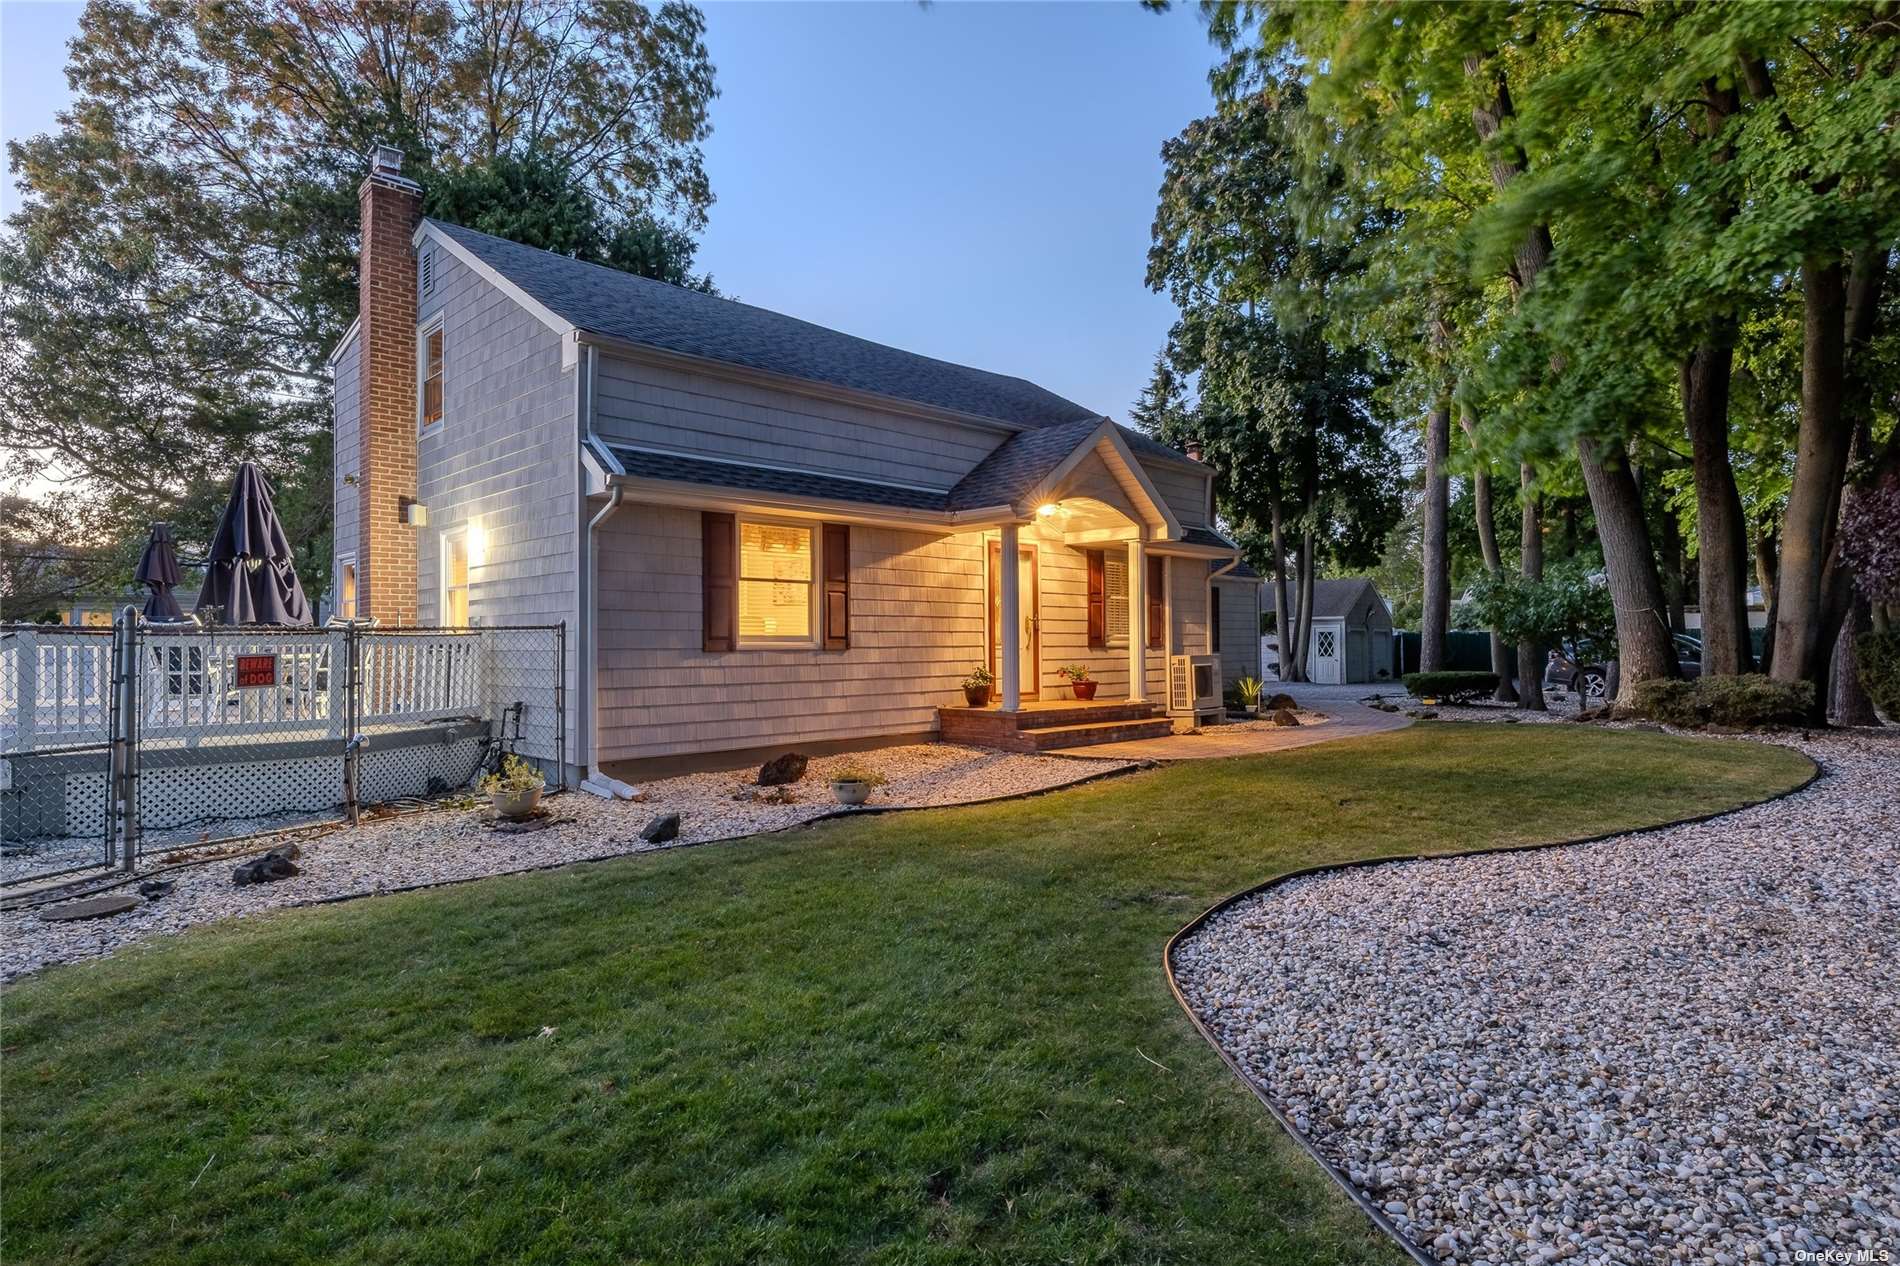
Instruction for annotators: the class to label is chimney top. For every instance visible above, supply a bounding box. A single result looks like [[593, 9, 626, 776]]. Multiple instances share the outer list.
[[1185, 439, 1204, 462], [370, 144, 405, 179]]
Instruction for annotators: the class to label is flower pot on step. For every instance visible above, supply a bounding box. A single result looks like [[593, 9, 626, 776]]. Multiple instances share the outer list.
[[1071, 680, 1098, 701], [963, 685, 991, 707]]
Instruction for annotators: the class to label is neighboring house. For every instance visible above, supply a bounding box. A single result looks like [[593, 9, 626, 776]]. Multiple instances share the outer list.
[[1261, 578, 1394, 685], [329, 147, 1241, 776]]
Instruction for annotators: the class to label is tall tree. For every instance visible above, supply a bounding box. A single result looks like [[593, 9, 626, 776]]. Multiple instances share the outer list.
[[3, 0, 717, 595]]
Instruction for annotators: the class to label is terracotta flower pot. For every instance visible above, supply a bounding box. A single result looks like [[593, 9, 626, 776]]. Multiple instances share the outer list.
[[963, 684, 991, 707], [831, 779, 873, 806], [1070, 680, 1098, 701], [490, 784, 543, 821]]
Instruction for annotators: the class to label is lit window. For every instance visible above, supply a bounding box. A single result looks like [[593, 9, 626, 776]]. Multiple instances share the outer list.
[[420, 325, 444, 430], [338, 558, 357, 620], [443, 532, 469, 626], [738, 520, 813, 643], [1104, 555, 1129, 645]]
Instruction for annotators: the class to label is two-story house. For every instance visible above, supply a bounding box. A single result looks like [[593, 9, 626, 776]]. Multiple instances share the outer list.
[[330, 146, 1260, 778]]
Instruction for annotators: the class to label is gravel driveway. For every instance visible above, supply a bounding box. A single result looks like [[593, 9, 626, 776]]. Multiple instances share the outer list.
[[2, 743, 1131, 983], [1172, 731, 1898, 1266]]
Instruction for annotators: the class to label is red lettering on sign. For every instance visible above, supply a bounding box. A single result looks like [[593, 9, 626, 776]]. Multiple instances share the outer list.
[[235, 655, 277, 688]]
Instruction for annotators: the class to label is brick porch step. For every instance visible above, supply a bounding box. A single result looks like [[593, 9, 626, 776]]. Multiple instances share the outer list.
[[1018, 717, 1175, 751]]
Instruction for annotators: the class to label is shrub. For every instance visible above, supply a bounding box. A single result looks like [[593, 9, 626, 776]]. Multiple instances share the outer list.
[[1629, 674, 1813, 730], [829, 760, 887, 787], [1856, 630, 1900, 720], [1401, 671, 1499, 703], [480, 753, 545, 794]]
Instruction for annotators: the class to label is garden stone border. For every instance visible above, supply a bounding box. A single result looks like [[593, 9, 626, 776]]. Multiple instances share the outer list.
[[1159, 736, 1824, 1266]]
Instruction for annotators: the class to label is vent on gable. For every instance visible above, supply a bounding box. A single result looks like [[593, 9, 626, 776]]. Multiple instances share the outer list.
[[419, 247, 436, 296]]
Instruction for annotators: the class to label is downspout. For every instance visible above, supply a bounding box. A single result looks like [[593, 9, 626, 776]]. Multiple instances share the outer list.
[[1209, 556, 1239, 658], [575, 341, 621, 780], [584, 481, 623, 776]]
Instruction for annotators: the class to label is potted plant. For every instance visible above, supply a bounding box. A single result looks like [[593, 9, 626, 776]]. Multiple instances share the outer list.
[[961, 665, 994, 707], [481, 753, 546, 821], [1235, 675, 1264, 714], [1056, 663, 1098, 701], [829, 760, 887, 806]]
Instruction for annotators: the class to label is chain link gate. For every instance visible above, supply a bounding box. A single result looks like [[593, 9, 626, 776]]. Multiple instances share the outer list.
[[2, 615, 565, 886]]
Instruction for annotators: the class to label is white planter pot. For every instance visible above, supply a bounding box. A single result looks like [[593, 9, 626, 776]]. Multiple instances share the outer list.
[[831, 780, 872, 806]]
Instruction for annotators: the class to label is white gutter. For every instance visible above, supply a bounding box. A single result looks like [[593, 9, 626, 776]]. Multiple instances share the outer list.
[[576, 343, 621, 780]]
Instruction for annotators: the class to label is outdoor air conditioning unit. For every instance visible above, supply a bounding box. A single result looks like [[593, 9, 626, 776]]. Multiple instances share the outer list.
[[1168, 653, 1221, 721]]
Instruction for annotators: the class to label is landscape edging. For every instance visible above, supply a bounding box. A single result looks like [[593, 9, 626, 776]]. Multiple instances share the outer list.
[[1158, 743, 1825, 1266]]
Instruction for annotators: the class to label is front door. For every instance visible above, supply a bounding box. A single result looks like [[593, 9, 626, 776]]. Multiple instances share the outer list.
[[987, 541, 1039, 700]]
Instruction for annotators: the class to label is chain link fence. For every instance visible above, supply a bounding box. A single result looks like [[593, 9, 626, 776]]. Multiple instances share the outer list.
[[1, 617, 564, 886]]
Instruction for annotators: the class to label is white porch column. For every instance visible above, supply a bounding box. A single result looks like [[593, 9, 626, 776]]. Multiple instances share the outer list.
[[1126, 537, 1147, 703], [1000, 522, 1022, 712]]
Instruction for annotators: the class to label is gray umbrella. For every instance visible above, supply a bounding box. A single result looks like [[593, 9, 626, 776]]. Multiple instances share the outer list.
[[134, 523, 186, 623], [195, 463, 313, 626]]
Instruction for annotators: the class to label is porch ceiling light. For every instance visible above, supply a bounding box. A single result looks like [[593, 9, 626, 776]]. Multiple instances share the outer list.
[[1037, 502, 1060, 517]]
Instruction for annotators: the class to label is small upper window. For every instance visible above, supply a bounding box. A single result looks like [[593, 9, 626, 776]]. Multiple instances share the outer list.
[[337, 558, 357, 620], [420, 326, 444, 430]]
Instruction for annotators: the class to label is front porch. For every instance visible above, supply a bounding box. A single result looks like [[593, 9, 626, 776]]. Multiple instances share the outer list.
[[938, 697, 1175, 752]]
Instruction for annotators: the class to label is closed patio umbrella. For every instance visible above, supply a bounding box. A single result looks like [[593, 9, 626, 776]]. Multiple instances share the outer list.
[[134, 522, 186, 623], [195, 462, 313, 626]]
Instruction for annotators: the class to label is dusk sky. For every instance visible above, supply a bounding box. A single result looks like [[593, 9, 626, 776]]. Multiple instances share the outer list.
[[0, 0, 1228, 424]]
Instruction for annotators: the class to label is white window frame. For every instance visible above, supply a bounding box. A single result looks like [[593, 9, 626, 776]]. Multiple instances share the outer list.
[[336, 553, 358, 621], [417, 313, 446, 436], [440, 527, 470, 627], [735, 515, 819, 649], [1103, 553, 1130, 648]]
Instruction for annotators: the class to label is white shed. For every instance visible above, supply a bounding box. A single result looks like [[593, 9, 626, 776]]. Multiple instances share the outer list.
[[1260, 577, 1395, 685]]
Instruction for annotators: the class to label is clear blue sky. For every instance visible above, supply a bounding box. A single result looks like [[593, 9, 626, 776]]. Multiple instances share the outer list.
[[1, 0, 1225, 420]]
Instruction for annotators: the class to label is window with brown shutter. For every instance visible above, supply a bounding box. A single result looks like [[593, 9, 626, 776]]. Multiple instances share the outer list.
[[1146, 556, 1165, 649], [1086, 550, 1106, 647], [702, 511, 735, 651], [822, 522, 850, 650], [1211, 583, 1222, 653]]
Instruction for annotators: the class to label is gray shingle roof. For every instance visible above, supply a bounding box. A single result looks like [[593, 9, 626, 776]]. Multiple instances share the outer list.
[[604, 446, 949, 511], [1260, 577, 1381, 620], [1177, 526, 1237, 550], [429, 219, 1102, 429], [945, 416, 1105, 510]]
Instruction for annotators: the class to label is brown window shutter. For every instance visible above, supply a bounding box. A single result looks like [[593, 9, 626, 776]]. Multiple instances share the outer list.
[[1211, 583, 1222, 654], [822, 522, 850, 650], [1146, 556, 1165, 649], [1086, 550, 1106, 647], [702, 511, 735, 652]]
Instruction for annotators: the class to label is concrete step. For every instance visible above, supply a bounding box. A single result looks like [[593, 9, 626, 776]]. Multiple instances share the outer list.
[[1012, 703, 1160, 730]]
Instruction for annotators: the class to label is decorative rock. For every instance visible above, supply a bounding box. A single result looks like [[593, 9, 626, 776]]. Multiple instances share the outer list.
[[639, 812, 681, 843], [233, 846, 300, 886], [1271, 708, 1301, 727], [1265, 692, 1298, 711], [138, 879, 175, 900], [757, 752, 809, 786], [39, 894, 140, 922]]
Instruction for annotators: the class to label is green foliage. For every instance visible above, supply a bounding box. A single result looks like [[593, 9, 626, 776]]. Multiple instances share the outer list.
[[1055, 663, 1094, 683], [961, 665, 993, 691], [1629, 675, 1813, 731], [1401, 671, 1499, 703], [1856, 631, 1900, 720], [479, 754, 546, 795], [1466, 557, 1616, 652], [2, 0, 717, 595], [1234, 675, 1264, 705], [828, 761, 888, 788]]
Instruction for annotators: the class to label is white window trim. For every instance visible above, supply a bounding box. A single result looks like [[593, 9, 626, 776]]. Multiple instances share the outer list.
[[440, 526, 471, 627], [735, 514, 820, 649], [335, 553, 358, 621], [417, 312, 446, 437]]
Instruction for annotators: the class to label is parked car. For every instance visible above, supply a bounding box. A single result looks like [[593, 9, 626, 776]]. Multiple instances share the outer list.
[[1545, 634, 1703, 702]]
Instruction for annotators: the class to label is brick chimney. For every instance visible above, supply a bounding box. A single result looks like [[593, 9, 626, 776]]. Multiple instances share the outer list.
[[355, 143, 422, 624]]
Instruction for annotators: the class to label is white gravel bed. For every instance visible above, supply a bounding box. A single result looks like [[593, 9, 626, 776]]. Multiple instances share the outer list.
[[1172, 731, 1899, 1266], [2, 743, 1131, 983], [1409, 694, 1585, 724]]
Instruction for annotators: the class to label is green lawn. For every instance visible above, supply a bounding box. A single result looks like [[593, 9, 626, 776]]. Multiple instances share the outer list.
[[2, 724, 1811, 1265]]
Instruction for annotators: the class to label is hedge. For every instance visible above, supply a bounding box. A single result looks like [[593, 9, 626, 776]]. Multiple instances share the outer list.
[[1857, 630, 1900, 720], [1401, 671, 1499, 703], [1628, 674, 1813, 730]]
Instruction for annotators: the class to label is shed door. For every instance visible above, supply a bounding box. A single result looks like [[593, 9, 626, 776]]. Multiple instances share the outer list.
[[1311, 623, 1342, 684], [1347, 628, 1368, 683]]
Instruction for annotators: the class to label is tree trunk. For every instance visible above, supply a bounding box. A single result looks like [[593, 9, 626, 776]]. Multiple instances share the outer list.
[[1461, 408, 1517, 703], [1683, 330, 1754, 674], [1832, 597, 1878, 726], [1578, 436, 1680, 696], [1420, 394, 1452, 672], [1757, 527, 1779, 671], [1771, 256, 1850, 690], [1269, 488, 1293, 682], [1293, 527, 1316, 683], [1517, 463, 1546, 711]]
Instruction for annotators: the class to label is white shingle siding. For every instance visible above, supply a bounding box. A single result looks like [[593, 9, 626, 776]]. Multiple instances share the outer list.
[[411, 248, 581, 757], [1215, 576, 1262, 687], [1146, 462, 1211, 530], [331, 335, 361, 583]]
